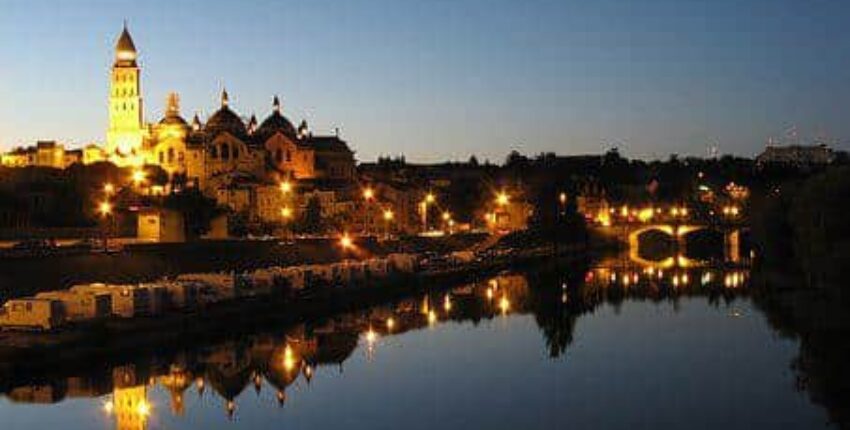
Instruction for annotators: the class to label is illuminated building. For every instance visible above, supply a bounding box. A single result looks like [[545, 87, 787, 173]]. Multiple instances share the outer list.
[[106, 23, 146, 167]]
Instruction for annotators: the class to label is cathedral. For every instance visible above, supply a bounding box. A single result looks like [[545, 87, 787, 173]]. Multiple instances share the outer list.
[[104, 24, 356, 193]]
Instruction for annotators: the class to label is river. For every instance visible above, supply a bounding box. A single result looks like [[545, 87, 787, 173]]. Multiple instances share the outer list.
[[0, 252, 840, 429]]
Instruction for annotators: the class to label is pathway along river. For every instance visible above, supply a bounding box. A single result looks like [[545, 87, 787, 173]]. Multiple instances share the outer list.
[[0, 253, 843, 429]]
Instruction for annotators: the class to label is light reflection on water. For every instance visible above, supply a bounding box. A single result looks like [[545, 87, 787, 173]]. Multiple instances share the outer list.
[[0, 258, 834, 429]]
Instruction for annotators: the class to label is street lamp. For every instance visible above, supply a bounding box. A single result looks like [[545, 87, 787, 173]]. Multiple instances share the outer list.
[[363, 187, 375, 201], [131, 169, 146, 187], [339, 233, 354, 250], [496, 191, 510, 207], [103, 183, 115, 195], [98, 201, 112, 217], [382, 209, 394, 239], [279, 180, 292, 194], [421, 192, 435, 232], [98, 200, 113, 251]]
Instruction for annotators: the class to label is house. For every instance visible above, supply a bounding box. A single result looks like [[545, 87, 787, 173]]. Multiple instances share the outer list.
[[0, 298, 66, 331]]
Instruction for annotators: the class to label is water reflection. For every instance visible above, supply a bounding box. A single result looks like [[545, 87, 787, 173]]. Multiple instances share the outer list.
[[0, 256, 757, 429]]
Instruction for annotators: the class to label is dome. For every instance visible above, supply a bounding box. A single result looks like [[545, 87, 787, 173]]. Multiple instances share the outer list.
[[204, 90, 248, 139], [159, 115, 188, 126], [114, 24, 138, 66], [256, 96, 298, 141], [159, 92, 189, 126]]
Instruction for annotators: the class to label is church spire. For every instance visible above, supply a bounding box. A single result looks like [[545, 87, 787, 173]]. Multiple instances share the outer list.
[[273, 95, 281, 113], [114, 22, 138, 66], [221, 88, 229, 108]]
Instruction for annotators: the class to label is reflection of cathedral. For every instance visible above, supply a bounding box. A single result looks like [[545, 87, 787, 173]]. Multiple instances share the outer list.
[[105, 24, 356, 190]]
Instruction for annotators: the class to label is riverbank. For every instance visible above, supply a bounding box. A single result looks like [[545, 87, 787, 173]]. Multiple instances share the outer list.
[[0, 234, 488, 300], [0, 243, 588, 381]]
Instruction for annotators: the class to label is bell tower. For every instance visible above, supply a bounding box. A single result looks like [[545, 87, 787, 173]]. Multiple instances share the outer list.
[[106, 22, 145, 166]]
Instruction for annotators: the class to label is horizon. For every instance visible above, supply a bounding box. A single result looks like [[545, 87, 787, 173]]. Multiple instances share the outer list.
[[1, 0, 849, 162]]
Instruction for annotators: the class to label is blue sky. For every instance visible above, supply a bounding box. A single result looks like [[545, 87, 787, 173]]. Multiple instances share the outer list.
[[0, 0, 848, 162]]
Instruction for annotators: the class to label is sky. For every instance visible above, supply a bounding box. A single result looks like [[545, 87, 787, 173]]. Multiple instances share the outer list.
[[0, 0, 848, 163]]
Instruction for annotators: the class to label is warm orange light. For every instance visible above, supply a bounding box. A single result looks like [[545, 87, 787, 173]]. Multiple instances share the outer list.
[[280, 206, 293, 219], [136, 400, 151, 417], [279, 180, 292, 194], [386, 317, 395, 330], [98, 201, 112, 216], [103, 400, 114, 415], [339, 233, 354, 249], [131, 169, 146, 186], [424, 193, 435, 204], [103, 183, 115, 195], [442, 211, 451, 221], [496, 191, 510, 206], [559, 192, 567, 204], [363, 187, 375, 201], [283, 345, 297, 372], [499, 296, 510, 313], [383, 209, 394, 221]]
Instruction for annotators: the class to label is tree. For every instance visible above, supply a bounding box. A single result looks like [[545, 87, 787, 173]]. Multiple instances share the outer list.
[[163, 189, 222, 239], [294, 196, 324, 234]]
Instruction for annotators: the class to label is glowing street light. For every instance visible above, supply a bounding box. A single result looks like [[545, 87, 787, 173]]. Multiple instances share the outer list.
[[363, 187, 375, 201], [496, 191, 510, 207], [98, 201, 113, 217], [339, 233, 354, 250], [279, 180, 292, 194], [421, 192, 436, 232], [131, 169, 146, 186], [383, 209, 394, 221], [103, 183, 115, 195], [280, 206, 293, 220]]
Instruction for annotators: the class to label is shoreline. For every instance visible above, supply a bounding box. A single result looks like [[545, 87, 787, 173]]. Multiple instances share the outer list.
[[0, 243, 587, 383]]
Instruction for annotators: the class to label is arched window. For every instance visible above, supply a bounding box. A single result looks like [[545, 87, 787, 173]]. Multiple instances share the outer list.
[[221, 143, 230, 160], [275, 149, 283, 163], [178, 151, 185, 163], [168, 148, 175, 163], [159, 151, 164, 164], [233, 146, 239, 159], [210, 146, 218, 159], [286, 150, 292, 162]]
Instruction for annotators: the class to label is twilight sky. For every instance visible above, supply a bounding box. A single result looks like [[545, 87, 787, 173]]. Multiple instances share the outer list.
[[0, 0, 848, 162]]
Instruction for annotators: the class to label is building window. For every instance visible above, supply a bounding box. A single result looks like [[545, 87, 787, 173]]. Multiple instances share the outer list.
[[221, 144, 230, 160], [286, 150, 292, 162], [276, 149, 283, 163], [179, 151, 185, 162], [233, 146, 239, 159], [210, 146, 218, 159], [159, 151, 164, 164], [168, 148, 175, 163]]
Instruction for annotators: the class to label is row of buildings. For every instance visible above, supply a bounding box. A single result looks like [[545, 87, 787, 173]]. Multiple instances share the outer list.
[[0, 25, 531, 237]]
